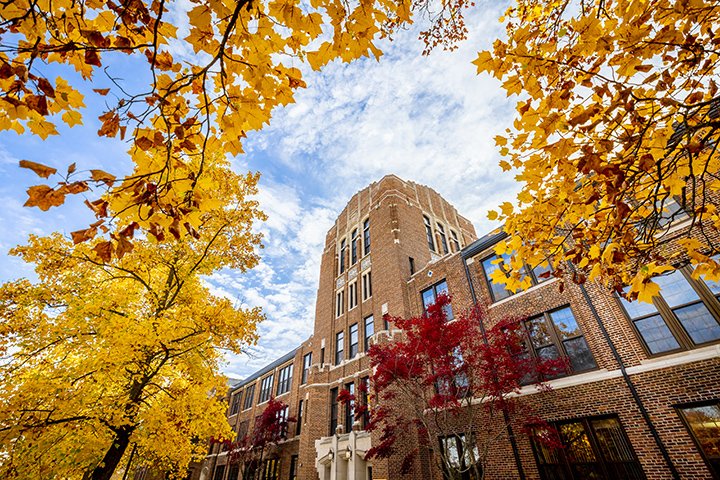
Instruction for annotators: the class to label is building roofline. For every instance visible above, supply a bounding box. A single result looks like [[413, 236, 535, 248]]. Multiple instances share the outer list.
[[460, 229, 508, 260], [231, 346, 300, 392]]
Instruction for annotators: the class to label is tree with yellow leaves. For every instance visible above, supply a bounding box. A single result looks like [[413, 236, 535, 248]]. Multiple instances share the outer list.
[[473, 0, 720, 301], [1, 0, 424, 256], [0, 157, 264, 480]]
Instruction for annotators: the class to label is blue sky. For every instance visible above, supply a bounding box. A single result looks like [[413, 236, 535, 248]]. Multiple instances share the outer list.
[[0, 3, 519, 379]]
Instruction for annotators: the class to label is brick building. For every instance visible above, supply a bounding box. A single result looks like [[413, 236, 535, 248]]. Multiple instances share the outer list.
[[195, 174, 720, 480]]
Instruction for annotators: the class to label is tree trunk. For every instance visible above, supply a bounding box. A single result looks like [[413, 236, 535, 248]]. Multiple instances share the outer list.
[[91, 425, 134, 480]]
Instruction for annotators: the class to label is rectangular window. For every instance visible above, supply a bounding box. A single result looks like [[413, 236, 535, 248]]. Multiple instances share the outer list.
[[330, 387, 339, 435], [363, 218, 371, 255], [335, 331, 344, 365], [531, 415, 645, 480], [212, 465, 226, 480], [228, 464, 240, 480], [349, 281, 358, 310], [277, 405, 289, 438], [618, 269, 720, 355], [296, 399, 304, 435], [320, 347, 325, 365], [302, 353, 312, 384], [364, 315, 374, 351], [276, 364, 293, 396], [523, 306, 596, 378], [344, 381, 355, 431], [230, 392, 241, 415], [351, 229, 359, 265], [424, 215, 435, 252], [421, 279, 453, 320], [258, 374, 273, 404], [339, 238, 347, 274], [450, 230, 461, 252], [289, 455, 299, 480], [362, 270, 372, 301], [349, 323, 359, 358], [677, 400, 720, 478], [437, 223, 449, 254], [360, 376, 370, 428], [481, 252, 554, 303], [336, 289, 344, 317], [260, 459, 279, 480], [243, 384, 256, 410], [439, 434, 480, 480], [409, 256, 415, 275]]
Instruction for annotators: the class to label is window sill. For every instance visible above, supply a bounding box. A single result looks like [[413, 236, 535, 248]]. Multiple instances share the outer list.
[[634, 343, 720, 371], [488, 277, 560, 309]]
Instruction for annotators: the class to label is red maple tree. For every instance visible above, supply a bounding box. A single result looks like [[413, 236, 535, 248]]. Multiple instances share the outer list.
[[339, 295, 563, 479], [212, 397, 294, 480]]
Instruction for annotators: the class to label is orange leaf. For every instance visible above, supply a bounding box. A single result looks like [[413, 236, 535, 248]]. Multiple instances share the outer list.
[[116, 236, 134, 259], [70, 227, 97, 244], [23, 185, 65, 211], [90, 169, 116, 186], [19, 160, 57, 178], [93, 88, 110, 96], [93, 241, 113, 262]]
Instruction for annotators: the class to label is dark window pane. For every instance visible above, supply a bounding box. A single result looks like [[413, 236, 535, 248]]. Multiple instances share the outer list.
[[634, 315, 680, 354], [550, 307, 581, 339], [674, 302, 720, 345], [559, 422, 597, 463], [654, 271, 700, 307], [590, 417, 635, 462], [527, 317, 553, 348], [679, 403, 720, 478], [563, 337, 596, 372]]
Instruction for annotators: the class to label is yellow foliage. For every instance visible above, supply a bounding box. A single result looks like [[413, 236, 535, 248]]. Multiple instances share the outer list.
[[474, 0, 720, 296], [0, 156, 265, 479]]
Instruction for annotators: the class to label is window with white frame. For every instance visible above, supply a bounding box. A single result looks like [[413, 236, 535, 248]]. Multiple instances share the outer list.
[[258, 374, 273, 404], [450, 230, 461, 252], [336, 289, 344, 317], [339, 238, 347, 274], [351, 229, 359, 265], [363, 218, 370, 255], [276, 363, 293, 395], [436, 222, 449, 254], [349, 280, 358, 310], [424, 215, 435, 252]]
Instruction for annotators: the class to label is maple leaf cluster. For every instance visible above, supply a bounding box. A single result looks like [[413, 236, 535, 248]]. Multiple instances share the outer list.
[[471, 0, 720, 302]]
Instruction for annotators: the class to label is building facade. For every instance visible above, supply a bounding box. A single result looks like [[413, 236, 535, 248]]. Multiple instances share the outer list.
[[196, 175, 720, 480]]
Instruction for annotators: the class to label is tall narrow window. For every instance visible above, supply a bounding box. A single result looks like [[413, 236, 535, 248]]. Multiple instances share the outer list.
[[302, 353, 312, 384], [363, 218, 370, 255], [229, 392, 241, 415], [348, 281, 358, 310], [243, 384, 255, 410], [212, 465, 226, 480], [531, 415, 645, 480], [360, 376, 370, 428], [277, 404, 290, 438], [437, 223, 449, 254], [296, 399, 304, 435], [424, 215, 435, 252], [409, 257, 415, 275], [258, 374, 274, 404], [289, 455, 299, 480], [349, 323, 359, 358], [351, 229, 359, 265], [330, 387, 339, 435], [320, 347, 325, 365], [364, 315, 374, 351], [450, 230, 461, 252], [335, 331, 344, 365], [677, 400, 720, 477], [344, 381, 355, 431], [276, 364, 293, 395], [362, 271, 372, 301], [336, 289, 344, 317], [421, 279, 453, 320], [339, 238, 347, 274]]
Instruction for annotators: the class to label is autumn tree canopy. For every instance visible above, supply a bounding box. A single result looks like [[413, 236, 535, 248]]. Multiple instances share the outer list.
[[474, 0, 720, 300], [0, 159, 264, 480], [361, 296, 562, 478]]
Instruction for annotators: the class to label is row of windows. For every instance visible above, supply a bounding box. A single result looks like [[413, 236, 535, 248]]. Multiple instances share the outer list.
[[336, 270, 372, 317], [229, 362, 296, 414], [424, 214, 462, 255], [334, 315, 375, 365], [339, 218, 371, 275]]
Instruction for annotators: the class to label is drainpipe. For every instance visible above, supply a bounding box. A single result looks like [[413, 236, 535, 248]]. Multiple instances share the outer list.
[[575, 279, 680, 480], [462, 258, 526, 480]]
